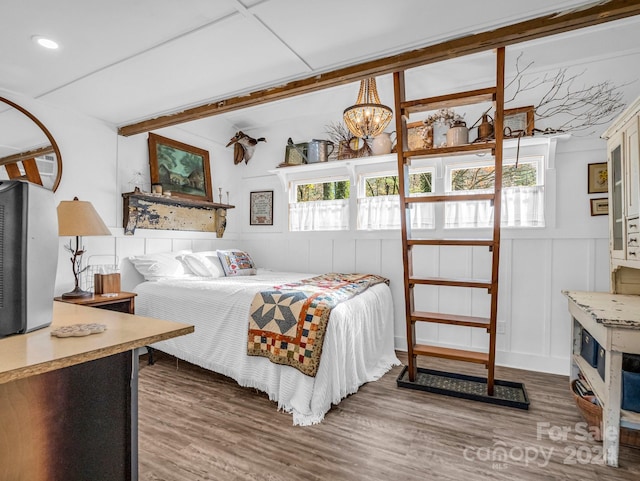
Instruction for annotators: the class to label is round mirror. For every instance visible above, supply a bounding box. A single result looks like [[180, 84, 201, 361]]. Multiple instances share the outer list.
[[0, 96, 62, 191]]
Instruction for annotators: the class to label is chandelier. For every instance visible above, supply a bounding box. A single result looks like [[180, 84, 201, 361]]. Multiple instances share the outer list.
[[343, 77, 393, 138]]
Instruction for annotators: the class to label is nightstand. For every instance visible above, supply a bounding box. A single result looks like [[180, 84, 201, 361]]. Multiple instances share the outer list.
[[54, 291, 137, 314], [54, 292, 155, 364]]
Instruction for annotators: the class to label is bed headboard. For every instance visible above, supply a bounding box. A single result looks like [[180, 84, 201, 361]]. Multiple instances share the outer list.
[[119, 257, 145, 292]]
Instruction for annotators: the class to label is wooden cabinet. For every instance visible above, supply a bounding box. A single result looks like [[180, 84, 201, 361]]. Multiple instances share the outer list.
[[565, 291, 640, 467], [603, 96, 640, 293]]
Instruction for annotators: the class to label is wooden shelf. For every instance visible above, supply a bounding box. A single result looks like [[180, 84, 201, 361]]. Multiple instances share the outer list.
[[408, 239, 494, 247], [403, 141, 495, 159], [122, 190, 234, 210], [122, 190, 234, 237], [413, 344, 489, 365], [409, 276, 492, 289], [411, 311, 491, 329], [401, 87, 496, 115], [573, 354, 640, 428]]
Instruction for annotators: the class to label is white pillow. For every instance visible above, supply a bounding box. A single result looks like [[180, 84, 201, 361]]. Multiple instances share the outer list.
[[180, 251, 225, 278], [217, 249, 257, 277], [129, 250, 193, 281]]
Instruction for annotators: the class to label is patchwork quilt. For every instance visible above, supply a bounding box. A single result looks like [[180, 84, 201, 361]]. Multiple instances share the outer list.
[[247, 273, 389, 376]]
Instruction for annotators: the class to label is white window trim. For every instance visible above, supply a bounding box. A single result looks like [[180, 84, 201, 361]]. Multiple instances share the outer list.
[[269, 136, 563, 233], [356, 167, 436, 231], [289, 174, 351, 204], [289, 175, 351, 232], [444, 155, 544, 193]]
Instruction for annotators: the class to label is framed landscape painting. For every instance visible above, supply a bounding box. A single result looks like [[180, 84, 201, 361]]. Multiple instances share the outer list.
[[148, 133, 213, 201]]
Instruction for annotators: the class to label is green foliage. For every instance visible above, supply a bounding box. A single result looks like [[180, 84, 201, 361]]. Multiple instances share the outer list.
[[451, 163, 537, 191], [296, 180, 350, 202], [364, 172, 432, 197]]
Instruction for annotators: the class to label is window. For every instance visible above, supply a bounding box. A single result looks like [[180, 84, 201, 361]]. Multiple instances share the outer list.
[[444, 156, 544, 228], [357, 169, 435, 230], [289, 178, 350, 231]]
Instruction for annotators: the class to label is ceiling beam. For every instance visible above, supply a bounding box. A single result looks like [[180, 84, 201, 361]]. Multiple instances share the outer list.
[[0, 145, 54, 167], [118, 0, 640, 137]]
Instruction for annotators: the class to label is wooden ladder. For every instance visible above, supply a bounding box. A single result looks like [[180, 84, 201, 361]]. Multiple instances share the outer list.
[[393, 47, 505, 396]]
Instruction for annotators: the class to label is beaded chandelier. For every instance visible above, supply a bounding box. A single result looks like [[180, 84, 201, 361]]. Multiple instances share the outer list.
[[343, 77, 393, 138]]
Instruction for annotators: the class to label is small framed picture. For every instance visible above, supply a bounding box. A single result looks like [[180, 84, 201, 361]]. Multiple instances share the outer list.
[[590, 198, 608, 216], [503, 106, 534, 138], [588, 162, 608, 194], [250, 190, 273, 225]]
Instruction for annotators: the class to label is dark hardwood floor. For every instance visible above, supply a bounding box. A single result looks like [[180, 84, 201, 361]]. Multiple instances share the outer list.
[[138, 351, 640, 480]]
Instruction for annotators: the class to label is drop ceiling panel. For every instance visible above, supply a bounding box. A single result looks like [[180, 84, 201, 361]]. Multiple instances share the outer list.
[[42, 13, 311, 124], [251, 0, 597, 70], [0, 0, 239, 96]]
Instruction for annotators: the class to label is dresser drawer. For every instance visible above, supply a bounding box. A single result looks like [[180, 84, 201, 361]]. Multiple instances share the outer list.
[[628, 216, 640, 234]]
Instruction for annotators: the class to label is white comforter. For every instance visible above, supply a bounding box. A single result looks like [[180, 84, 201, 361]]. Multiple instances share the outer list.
[[134, 270, 400, 425]]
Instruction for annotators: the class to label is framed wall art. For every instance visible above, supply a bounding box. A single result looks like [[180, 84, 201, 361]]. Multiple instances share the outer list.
[[587, 162, 608, 194], [503, 106, 534, 138], [148, 133, 213, 201], [250, 190, 273, 225], [590, 197, 608, 216]]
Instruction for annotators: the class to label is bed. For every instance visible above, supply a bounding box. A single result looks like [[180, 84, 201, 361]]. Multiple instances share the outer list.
[[122, 251, 399, 425]]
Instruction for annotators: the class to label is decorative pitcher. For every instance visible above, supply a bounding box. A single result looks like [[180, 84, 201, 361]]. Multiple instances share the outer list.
[[478, 114, 494, 140], [371, 131, 396, 155], [446, 119, 468, 146], [306, 139, 335, 163]]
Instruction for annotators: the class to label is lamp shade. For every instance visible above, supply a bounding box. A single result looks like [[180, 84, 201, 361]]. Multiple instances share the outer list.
[[343, 77, 393, 138], [57, 197, 111, 236]]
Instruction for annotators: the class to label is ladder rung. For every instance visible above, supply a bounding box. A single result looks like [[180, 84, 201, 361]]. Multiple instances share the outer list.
[[401, 87, 496, 115], [403, 141, 495, 159], [410, 277, 492, 289], [406, 193, 494, 203], [407, 239, 494, 247], [411, 311, 491, 329], [413, 344, 489, 365]]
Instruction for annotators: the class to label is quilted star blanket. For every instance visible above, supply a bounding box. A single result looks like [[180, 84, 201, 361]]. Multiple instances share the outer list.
[[247, 273, 389, 376]]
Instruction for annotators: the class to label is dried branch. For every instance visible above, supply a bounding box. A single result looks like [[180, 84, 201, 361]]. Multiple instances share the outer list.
[[506, 54, 630, 135]]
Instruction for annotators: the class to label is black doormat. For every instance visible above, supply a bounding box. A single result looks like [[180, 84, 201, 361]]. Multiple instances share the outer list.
[[397, 366, 530, 410]]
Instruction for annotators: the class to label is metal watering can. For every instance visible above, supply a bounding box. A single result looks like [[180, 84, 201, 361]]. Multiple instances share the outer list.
[[306, 139, 335, 163]]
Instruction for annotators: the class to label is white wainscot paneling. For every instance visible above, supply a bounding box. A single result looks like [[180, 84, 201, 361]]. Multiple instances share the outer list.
[[333, 239, 356, 272], [355, 239, 381, 275], [436, 246, 473, 347], [282, 240, 311, 272], [380, 239, 407, 342], [549, 239, 604, 360], [241, 239, 283, 270], [143, 238, 174, 254], [471, 244, 492, 349], [308, 238, 334, 274], [594, 238, 611, 292], [509, 239, 548, 356]]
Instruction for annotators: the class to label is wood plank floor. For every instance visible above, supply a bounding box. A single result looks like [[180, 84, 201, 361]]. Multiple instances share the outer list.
[[138, 351, 640, 480]]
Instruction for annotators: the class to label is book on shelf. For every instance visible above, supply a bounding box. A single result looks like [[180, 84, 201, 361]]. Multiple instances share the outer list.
[[575, 378, 594, 397]]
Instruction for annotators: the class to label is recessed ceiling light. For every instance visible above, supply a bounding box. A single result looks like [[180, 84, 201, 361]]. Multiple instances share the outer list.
[[32, 35, 59, 50]]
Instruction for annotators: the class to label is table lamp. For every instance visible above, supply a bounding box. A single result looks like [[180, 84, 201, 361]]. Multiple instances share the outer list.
[[57, 197, 111, 298]]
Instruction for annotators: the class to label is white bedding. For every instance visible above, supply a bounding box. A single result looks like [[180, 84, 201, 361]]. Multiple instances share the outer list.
[[134, 270, 400, 425]]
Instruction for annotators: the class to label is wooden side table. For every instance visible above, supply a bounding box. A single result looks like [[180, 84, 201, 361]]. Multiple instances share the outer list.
[[54, 291, 137, 314], [54, 292, 156, 364]]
